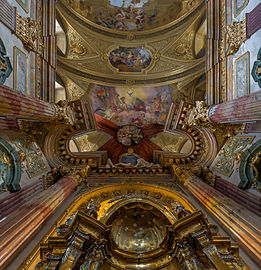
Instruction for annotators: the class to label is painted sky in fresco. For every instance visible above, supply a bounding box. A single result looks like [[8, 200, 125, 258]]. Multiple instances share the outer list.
[[91, 85, 172, 126], [65, 0, 182, 31], [110, 0, 149, 8]]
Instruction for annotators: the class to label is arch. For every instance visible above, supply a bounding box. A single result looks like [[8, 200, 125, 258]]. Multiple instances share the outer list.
[[0, 137, 22, 192], [25, 183, 247, 270]]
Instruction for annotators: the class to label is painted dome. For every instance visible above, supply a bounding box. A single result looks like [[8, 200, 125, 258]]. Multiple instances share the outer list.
[[110, 202, 169, 253], [63, 0, 191, 31]]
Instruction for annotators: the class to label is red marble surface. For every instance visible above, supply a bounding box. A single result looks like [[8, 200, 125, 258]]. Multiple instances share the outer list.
[[0, 84, 55, 121], [187, 177, 261, 266], [246, 3, 261, 38], [0, 176, 77, 269], [215, 176, 261, 217], [210, 90, 261, 123], [0, 180, 44, 220], [0, 118, 19, 130]]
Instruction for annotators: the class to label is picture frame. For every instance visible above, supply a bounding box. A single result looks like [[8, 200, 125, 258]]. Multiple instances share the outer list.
[[15, 0, 29, 13], [234, 51, 250, 98], [234, 0, 249, 17], [13, 46, 28, 95]]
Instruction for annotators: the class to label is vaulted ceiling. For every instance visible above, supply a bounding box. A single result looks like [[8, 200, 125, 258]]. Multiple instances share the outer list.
[[55, 0, 206, 161], [56, 0, 206, 87]]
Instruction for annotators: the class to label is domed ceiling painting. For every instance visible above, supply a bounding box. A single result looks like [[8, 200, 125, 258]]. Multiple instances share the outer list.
[[64, 0, 183, 31], [91, 84, 172, 126]]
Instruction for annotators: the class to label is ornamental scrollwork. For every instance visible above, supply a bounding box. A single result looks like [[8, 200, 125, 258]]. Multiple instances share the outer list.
[[42, 166, 89, 189], [53, 100, 77, 126], [226, 19, 246, 56], [0, 152, 11, 192], [186, 101, 212, 129], [250, 152, 261, 191], [16, 13, 44, 54], [0, 38, 12, 84], [212, 136, 254, 177], [173, 165, 216, 187], [185, 101, 246, 138]]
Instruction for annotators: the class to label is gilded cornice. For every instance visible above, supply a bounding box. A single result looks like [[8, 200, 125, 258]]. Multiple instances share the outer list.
[[57, 57, 205, 87]]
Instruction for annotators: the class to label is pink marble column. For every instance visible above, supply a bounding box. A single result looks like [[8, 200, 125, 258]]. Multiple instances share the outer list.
[[0, 84, 55, 121], [0, 176, 77, 269], [0, 118, 19, 130], [173, 167, 261, 266], [215, 176, 261, 217], [209, 90, 261, 123], [0, 179, 44, 220]]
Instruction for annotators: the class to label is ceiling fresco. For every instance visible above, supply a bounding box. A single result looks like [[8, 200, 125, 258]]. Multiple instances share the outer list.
[[55, 0, 206, 162], [73, 132, 111, 152], [56, 0, 205, 87], [91, 84, 172, 126], [109, 47, 152, 72], [150, 132, 192, 154], [64, 0, 184, 31]]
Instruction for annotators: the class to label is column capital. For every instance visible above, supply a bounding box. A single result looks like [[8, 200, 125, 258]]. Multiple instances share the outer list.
[[172, 166, 199, 186], [42, 166, 89, 189], [185, 101, 245, 137], [186, 101, 213, 129], [172, 165, 216, 187]]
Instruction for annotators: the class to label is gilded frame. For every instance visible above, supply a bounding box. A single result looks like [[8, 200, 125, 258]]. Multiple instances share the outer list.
[[15, 0, 29, 13], [107, 45, 153, 74], [234, 51, 250, 98], [234, 0, 249, 17], [211, 135, 254, 177], [9, 134, 49, 179], [13, 46, 28, 95]]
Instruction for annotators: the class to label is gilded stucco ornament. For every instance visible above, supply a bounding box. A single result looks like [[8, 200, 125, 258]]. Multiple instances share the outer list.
[[152, 50, 161, 62], [42, 165, 89, 189], [56, 0, 206, 87], [250, 153, 261, 191], [186, 101, 246, 138], [67, 27, 98, 59], [173, 165, 216, 187], [172, 166, 197, 186], [226, 19, 246, 56], [0, 38, 12, 84], [219, 0, 227, 102], [16, 13, 44, 54], [30, 196, 247, 270], [127, 33, 135, 41], [187, 101, 212, 128], [53, 100, 76, 126], [0, 152, 11, 191]]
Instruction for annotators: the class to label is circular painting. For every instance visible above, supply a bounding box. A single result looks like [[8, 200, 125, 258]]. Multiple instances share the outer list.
[[117, 125, 143, 146]]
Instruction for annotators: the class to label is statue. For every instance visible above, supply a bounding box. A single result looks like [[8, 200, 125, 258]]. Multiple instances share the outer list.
[[80, 241, 108, 270], [84, 199, 101, 219], [170, 201, 191, 219]]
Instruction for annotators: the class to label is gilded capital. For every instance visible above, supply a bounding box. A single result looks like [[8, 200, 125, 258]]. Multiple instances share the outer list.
[[172, 166, 198, 186], [53, 100, 76, 126], [186, 101, 212, 129], [42, 166, 89, 189], [226, 19, 247, 56], [16, 13, 43, 54], [59, 166, 89, 185]]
